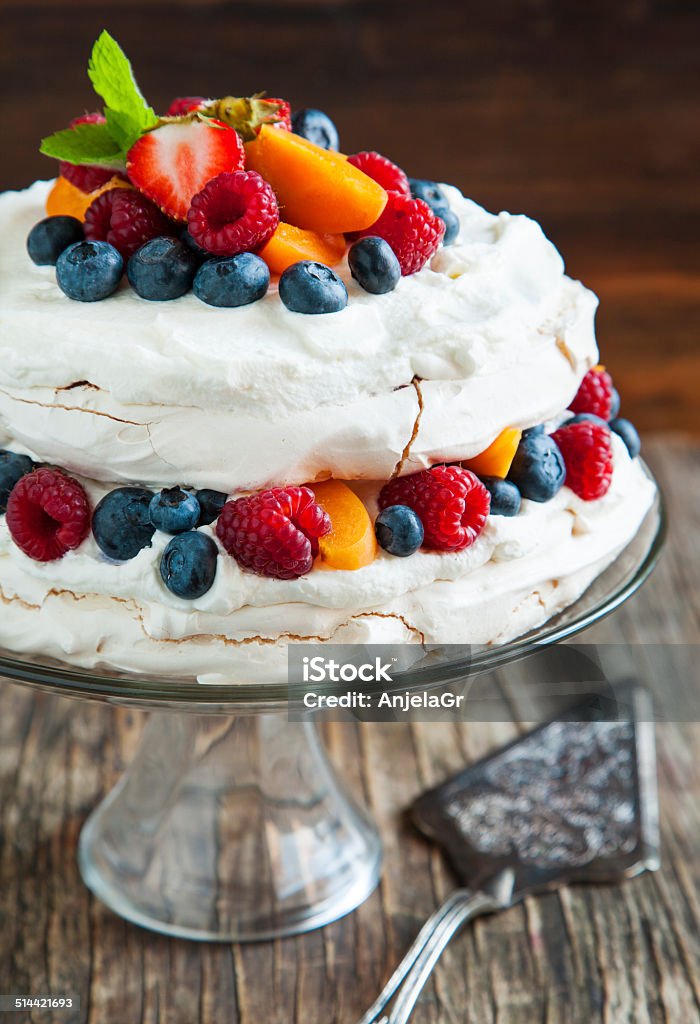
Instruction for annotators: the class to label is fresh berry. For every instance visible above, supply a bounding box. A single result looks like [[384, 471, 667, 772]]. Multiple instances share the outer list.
[[523, 424, 545, 437], [408, 178, 450, 219], [507, 432, 566, 502], [69, 112, 106, 128], [127, 237, 198, 301], [193, 252, 270, 307], [57, 112, 126, 193], [181, 229, 210, 264], [127, 119, 245, 221], [375, 505, 424, 557], [216, 486, 331, 579], [165, 96, 207, 116], [346, 152, 410, 197], [84, 189, 173, 259], [160, 531, 218, 599], [187, 170, 279, 257], [56, 240, 123, 302], [6, 468, 90, 562], [379, 466, 490, 552], [441, 209, 460, 246], [610, 417, 641, 459], [27, 216, 83, 266], [149, 487, 201, 534], [196, 489, 228, 526], [0, 451, 34, 514], [92, 487, 155, 560], [356, 192, 444, 276], [609, 387, 621, 419], [568, 412, 608, 428], [348, 236, 401, 295], [479, 477, 521, 517], [291, 108, 339, 150], [264, 97, 292, 130], [279, 261, 348, 314], [551, 421, 613, 501], [568, 367, 615, 420]]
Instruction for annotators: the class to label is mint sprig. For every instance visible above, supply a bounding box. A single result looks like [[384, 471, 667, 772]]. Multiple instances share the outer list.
[[40, 31, 157, 167]]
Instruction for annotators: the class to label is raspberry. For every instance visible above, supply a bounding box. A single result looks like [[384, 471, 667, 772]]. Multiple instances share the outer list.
[[6, 468, 91, 562], [347, 151, 411, 197], [569, 367, 615, 420], [217, 486, 330, 579], [165, 96, 207, 116], [59, 113, 126, 194], [356, 192, 445, 275], [187, 171, 280, 257], [265, 98, 292, 130], [551, 421, 613, 501], [84, 189, 173, 259], [379, 466, 490, 551]]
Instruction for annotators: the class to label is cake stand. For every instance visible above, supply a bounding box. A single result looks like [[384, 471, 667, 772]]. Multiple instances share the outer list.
[[0, 480, 665, 943]]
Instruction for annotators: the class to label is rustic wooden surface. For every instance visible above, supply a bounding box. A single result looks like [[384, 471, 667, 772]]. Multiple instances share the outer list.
[[0, 434, 698, 1024], [1, 0, 699, 435]]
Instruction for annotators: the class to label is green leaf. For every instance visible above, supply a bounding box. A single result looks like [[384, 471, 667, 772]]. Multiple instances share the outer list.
[[87, 31, 156, 147], [39, 122, 125, 166]]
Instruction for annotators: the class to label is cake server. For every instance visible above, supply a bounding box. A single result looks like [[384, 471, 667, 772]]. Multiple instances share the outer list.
[[359, 686, 659, 1024]]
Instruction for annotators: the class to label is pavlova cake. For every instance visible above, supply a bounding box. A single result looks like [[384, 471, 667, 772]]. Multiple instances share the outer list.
[[0, 33, 655, 682]]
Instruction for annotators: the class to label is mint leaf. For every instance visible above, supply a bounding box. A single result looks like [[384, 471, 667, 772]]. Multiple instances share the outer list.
[[87, 31, 156, 149], [40, 122, 125, 165]]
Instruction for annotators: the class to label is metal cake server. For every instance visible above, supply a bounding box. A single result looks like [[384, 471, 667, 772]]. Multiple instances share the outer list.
[[359, 686, 659, 1024]]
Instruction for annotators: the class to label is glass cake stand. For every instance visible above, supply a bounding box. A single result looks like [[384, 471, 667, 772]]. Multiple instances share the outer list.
[[0, 477, 665, 942]]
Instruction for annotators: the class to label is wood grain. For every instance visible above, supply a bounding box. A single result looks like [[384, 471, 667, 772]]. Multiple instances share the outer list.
[[0, 435, 698, 1023], [0, 0, 698, 433]]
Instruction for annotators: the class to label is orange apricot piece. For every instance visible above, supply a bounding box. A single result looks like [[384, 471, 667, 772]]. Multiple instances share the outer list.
[[245, 126, 387, 234], [462, 427, 522, 479], [310, 480, 377, 571], [259, 222, 346, 275], [45, 175, 132, 222]]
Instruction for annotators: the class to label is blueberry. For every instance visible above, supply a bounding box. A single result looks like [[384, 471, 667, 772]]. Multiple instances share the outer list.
[[0, 451, 33, 513], [348, 237, 401, 295], [408, 179, 450, 219], [194, 253, 270, 308], [291, 108, 339, 150], [508, 432, 566, 502], [160, 531, 218, 599], [181, 229, 211, 265], [149, 487, 201, 534], [56, 240, 123, 302], [610, 417, 641, 458], [609, 387, 621, 419], [92, 487, 155, 560], [523, 424, 546, 437], [279, 261, 348, 314], [196, 489, 228, 526], [27, 216, 83, 266], [479, 477, 521, 517], [375, 505, 424, 557], [127, 237, 197, 301], [441, 209, 460, 246], [567, 412, 609, 428]]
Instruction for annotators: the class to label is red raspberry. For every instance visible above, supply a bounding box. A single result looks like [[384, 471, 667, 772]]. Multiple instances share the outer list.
[[84, 189, 174, 259], [569, 367, 614, 420], [6, 468, 91, 562], [379, 466, 490, 551], [58, 113, 127, 193], [217, 486, 331, 579], [187, 170, 279, 257], [356, 192, 445, 275], [165, 96, 207, 116], [265, 98, 292, 130], [551, 421, 613, 501], [347, 151, 411, 196]]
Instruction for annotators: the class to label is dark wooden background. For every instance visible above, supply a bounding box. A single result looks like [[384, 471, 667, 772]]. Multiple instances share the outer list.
[[1, 0, 698, 434]]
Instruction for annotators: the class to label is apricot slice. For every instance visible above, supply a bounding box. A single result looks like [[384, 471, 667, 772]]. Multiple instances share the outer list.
[[45, 175, 132, 221], [259, 222, 347, 275], [245, 126, 387, 234], [310, 480, 377, 571], [462, 427, 522, 479]]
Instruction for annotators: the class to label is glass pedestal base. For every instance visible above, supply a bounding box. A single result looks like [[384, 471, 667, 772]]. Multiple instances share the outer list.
[[78, 711, 382, 941]]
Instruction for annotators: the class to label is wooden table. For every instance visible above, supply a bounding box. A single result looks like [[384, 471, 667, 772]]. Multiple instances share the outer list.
[[1, 435, 698, 1024]]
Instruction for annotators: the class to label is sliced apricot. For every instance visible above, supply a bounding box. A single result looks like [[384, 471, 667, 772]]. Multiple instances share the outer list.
[[462, 427, 522, 479], [45, 175, 132, 221], [245, 126, 387, 234], [259, 222, 347, 274], [310, 480, 377, 571]]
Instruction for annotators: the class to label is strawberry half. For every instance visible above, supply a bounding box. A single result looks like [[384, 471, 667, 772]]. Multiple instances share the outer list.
[[126, 120, 245, 221]]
